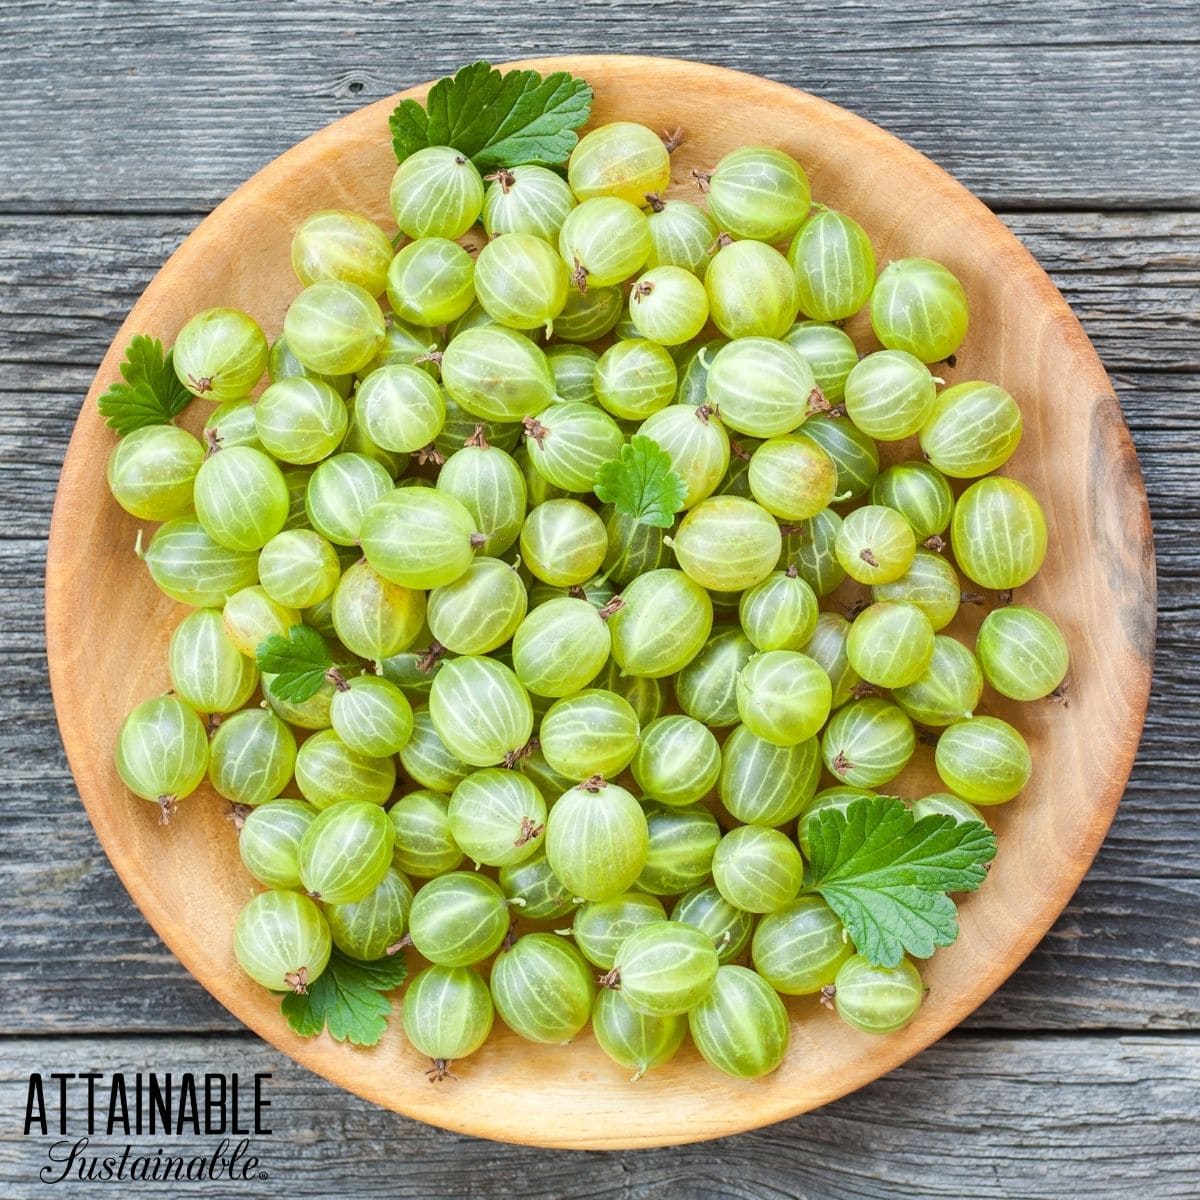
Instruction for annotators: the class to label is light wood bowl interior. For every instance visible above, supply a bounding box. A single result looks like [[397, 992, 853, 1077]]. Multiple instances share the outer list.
[[44, 56, 1156, 1148]]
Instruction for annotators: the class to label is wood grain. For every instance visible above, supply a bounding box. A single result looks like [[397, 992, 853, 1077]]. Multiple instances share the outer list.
[[1, 1035, 1198, 1199], [39, 58, 1155, 1147], [2, 1, 1198, 211]]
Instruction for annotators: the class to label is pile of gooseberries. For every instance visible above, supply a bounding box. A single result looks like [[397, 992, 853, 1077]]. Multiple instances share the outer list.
[[109, 114, 1068, 1083]]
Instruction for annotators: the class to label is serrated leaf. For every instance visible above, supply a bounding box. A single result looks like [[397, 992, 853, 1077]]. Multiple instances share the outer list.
[[804, 797, 997, 967], [390, 60, 593, 170], [97, 335, 193, 436], [593, 435, 688, 529], [255, 624, 333, 703], [281, 951, 409, 1047]]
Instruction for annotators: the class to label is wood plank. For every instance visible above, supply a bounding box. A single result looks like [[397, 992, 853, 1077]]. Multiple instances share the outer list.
[[0, 2, 1198, 210], [0, 1034, 1196, 1196]]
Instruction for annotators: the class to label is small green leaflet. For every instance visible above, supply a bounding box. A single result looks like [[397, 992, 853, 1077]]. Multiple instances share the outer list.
[[281, 950, 408, 1047], [390, 60, 593, 170], [803, 796, 997, 968], [96, 335, 192, 436], [255, 624, 332, 703], [593, 435, 687, 529]]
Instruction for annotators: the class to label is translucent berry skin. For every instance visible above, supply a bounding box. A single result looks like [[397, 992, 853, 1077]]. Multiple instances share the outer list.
[[545, 782, 650, 903], [870, 461, 955, 541], [892, 635, 984, 727], [519, 499, 607, 588], [704, 146, 811, 243], [106, 425, 204, 521], [739, 569, 819, 652], [632, 715, 721, 807], [386, 237, 477, 328], [360, 488, 479, 591], [283, 280, 387, 376], [688, 965, 790, 1078], [671, 885, 755, 964], [573, 893, 667, 969], [844, 350, 937, 442], [355, 364, 445, 455], [447, 767, 546, 868], [834, 504, 917, 586], [779, 509, 846, 597], [220, 584, 296, 658], [114, 695, 209, 816], [436, 440, 527, 557], [976, 604, 1069, 701], [607, 920, 720, 1019], [305, 452, 393, 546], [872, 549, 963, 632], [646, 200, 719, 278], [291, 208, 394, 296], [783, 323, 859, 407], [637, 403, 729, 510], [324, 865, 413, 961], [568, 121, 671, 206], [441, 326, 557, 422], [748, 434, 838, 521], [629, 265, 711, 346], [788, 207, 876, 322], [330, 674, 414, 758], [168, 608, 258, 715], [297, 799, 395, 904], [821, 698, 916, 789], [490, 933, 595, 1044], [402, 964, 494, 1068], [919, 381, 1023, 478], [935, 715, 1032, 805], [511, 596, 611, 699], [706, 337, 815, 437], [331, 559, 427, 662], [638, 803, 722, 896], [546, 343, 599, 404], [552, 285, 626, 342], [911, 792, 986, 828], [428, 655, 534, 768], [294, 728, 396, 810], [672, 496, 782, 593], [753, 896, 854, 996], [595, 339, 677, 421], [499, 853, 576, 921], [234, 890, 331, 993], [407, 871, 510, 967], [209, 708, 297, 808], [803, 612, 861, 709], [834, 954, 924, 1033], [172, 307, 268, 402], [258, 529, 341, 610], [870, 257, 969, 364], [736, 650, 832, 746], [558, 196, 652, 289], [712, 825, 804, 914], [482, 164, 577, 241], [592, 987, 687, 1080], [205, 398, 263, 453], [388, 787, 464, 878], [525, 401, 624, 493], [608, 568, 714, 679], [719, 724, 821, 827], [473, 232, 570, 332], [674, 628, 754, 727], [846, 600, 936, 689], [589, 659, 665, 730], [193, 445, 289, 552], [238, 798, 316, 889], [389, 145, 484, 240], [951, 477, 1048, 591], [540, 689, 641, 780], [398, 709, 473, 796], [603, 505, 671, 586], [426, 557, 526, 657], [705, 240, 800, 340]]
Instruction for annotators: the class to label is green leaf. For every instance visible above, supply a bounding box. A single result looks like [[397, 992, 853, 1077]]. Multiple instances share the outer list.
[[281, 951, 409, 1047], [96, 335, 193, 436], [255, 624, 333, 703], [593, 435, 688, 529], [390, 60, 593, 170], [803, 796, 997, 968]]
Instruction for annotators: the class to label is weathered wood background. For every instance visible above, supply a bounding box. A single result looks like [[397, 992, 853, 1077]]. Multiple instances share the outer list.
[[1, 1, 1197, 1196]]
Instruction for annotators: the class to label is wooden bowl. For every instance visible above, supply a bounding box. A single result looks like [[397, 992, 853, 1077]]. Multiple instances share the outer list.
[[45, 56, 1155, 1148]]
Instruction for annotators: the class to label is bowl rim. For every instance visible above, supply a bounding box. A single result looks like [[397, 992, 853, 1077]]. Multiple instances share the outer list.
[[44, 54, 1156, 1148]]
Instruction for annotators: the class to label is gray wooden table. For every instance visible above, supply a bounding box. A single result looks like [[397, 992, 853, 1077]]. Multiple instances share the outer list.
[[2, 2, 1197, 1196]]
